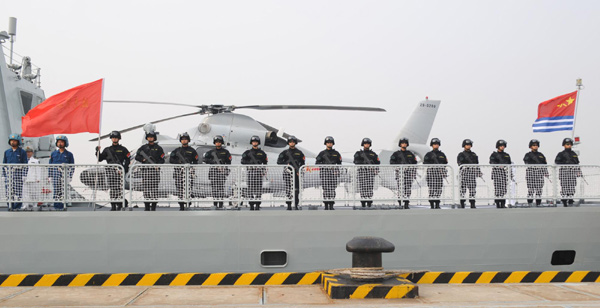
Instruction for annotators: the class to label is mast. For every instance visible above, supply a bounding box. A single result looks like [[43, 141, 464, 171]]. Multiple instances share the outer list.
[[572, 78, 583, 152]]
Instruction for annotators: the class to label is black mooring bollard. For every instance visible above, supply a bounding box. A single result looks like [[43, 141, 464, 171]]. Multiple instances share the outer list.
[[346, 236, 395, 268]]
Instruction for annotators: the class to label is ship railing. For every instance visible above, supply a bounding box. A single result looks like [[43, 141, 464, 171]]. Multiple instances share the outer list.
[[458, 164, 600, 206], [298, 165, 455, 208], [554, 165, 600, 202], [128, 164, 294, 208], [0, 164, 125, 210]]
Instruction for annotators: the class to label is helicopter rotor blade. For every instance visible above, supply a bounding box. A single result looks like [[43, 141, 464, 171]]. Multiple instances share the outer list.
[[89, 111, 202, 141], [233, 105, 386, 112], [104, 100, 204, 108]]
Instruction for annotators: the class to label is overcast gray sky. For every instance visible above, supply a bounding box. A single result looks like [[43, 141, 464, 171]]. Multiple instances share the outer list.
[[3, 0, 599, 166]]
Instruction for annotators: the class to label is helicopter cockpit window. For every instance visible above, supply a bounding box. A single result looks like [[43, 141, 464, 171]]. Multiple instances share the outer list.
[[264, 131, 287, 148], [20, 91, 34, 114]]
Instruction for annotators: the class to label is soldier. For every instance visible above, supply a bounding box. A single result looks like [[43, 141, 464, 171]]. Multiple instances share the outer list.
[[134, 131, 165, 211], [241, 136, 268, 211], [3, 134, 27, 210], [555, 138, 580, 207], [96, 131, 130, 211], [203, 135, 232, 209], [277, 136, 305, 210], [523, 139, 548, 207], [489, 139, 512, 208], [390, 137, 417, 209], [169, 132, 199, 211], [316, 136, 342, 210], [423, 138, 448, 209], [353, 138, 380, 208], [49, 135, 75, 210], [457, 139, 480, 209]]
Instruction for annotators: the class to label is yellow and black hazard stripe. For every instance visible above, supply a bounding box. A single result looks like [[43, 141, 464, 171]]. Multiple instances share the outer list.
[[322, 274, 417, 299], [2, 271, 600, 287], [403, 271, 600, 284], [0, 272, 321, 287]]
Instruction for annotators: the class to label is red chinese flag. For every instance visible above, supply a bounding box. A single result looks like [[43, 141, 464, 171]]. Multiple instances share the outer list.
[[21, 79, 103, 137]]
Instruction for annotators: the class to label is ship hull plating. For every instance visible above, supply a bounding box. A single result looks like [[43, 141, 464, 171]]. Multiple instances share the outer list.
[[0, 207, 598, 274]]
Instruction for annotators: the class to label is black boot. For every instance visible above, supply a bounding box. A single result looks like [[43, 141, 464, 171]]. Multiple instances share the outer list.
[[429, 200, 435, 209], [151, 202, 157, 211], [250, 203, 255, 211], [330, 202, 335, 210], [361, 201, 366, 208], [561, 199, 568, 207], [500, 200, 506, 208], [495, 200, 501, 208], [536, 199, 542, 207], [213, 201, 219, 207], [460, 199, 466, 209], [179, 202, 186, 211], [323, 202, 328, 210], [286, 201, 292, 211], [367, 201, 372, 208], [469, 200, 476, 209], [144, 202, 151, 211], [256, 203, 261, 211], [404, 200, 410, 209], [116, 202, 123, 211], [110, 203, 117, 211], [435, 201, 441, 209], [218, 202, 224, 208]]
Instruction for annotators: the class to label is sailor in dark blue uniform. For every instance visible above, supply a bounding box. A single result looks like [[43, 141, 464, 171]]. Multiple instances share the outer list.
[[3, 133, 27, 210], [49, 135, 75, 210]]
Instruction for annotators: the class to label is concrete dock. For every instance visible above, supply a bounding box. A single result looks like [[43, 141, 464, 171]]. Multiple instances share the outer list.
[[1, 283, 600, 307]]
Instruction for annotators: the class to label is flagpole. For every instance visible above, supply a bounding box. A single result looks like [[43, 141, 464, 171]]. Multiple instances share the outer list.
[[571, 78, 583, 147], [97, 78, 105, 163]]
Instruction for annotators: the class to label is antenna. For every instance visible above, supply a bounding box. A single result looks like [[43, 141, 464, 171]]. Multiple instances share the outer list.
[[8, 17, 16, 66]]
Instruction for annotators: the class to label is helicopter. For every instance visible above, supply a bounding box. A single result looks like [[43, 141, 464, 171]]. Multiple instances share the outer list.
[[83, 99, 441, 202]]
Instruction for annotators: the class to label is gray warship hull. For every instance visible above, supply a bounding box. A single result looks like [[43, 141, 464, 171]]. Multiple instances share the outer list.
[[1, 206, 598, 274]]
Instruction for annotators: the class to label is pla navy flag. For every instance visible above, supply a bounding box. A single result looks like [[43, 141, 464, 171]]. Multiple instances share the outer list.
[[532, 91, 577, 133]]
